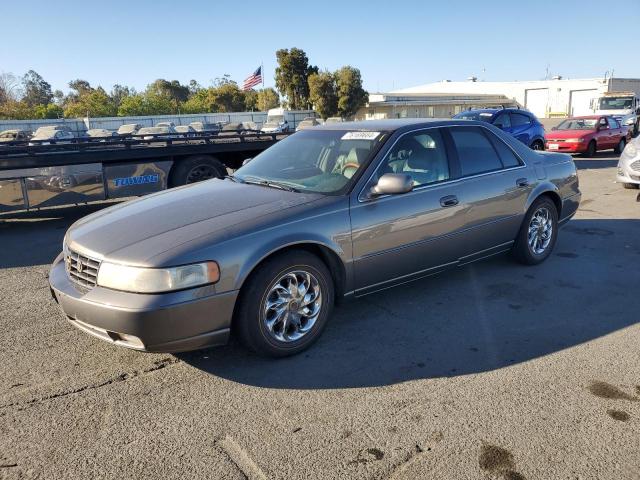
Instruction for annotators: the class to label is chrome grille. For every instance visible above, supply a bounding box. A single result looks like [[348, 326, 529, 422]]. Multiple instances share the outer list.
[[630, 160, 640, 172], [65, 249, 100, 288]]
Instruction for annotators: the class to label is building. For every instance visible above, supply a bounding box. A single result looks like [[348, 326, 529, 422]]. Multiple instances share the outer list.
[[359, 77, 640, 120]]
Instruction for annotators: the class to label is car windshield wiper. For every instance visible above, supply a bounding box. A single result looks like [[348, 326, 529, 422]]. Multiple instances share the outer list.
[[225, 175, 244, 183], [241, 176, 300, 192]]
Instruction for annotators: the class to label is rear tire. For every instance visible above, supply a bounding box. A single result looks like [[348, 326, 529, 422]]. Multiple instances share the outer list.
[[584, 140, 597, 158], [169, 155, 226, 187], [512, 196, 558, 265], [530, 139, 544, 151], [623, 183, 639, 189], [614, 138, 626, 154], [234, 250, 335, 357]]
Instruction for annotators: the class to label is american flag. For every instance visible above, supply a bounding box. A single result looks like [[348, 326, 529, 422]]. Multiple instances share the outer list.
[[243, 66, 262, 91]]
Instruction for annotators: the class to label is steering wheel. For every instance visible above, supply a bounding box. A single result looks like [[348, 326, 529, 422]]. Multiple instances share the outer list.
[[341, 162, 360, 175]]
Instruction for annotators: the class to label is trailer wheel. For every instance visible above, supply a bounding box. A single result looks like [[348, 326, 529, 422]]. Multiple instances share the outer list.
[[169, 156, 227, 187]]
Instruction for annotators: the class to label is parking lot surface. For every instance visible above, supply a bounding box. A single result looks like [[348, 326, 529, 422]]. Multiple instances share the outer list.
[[1, 153, 639, 480]]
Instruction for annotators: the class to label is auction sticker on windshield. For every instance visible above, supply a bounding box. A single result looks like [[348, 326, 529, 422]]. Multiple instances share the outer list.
[[342, 131, 380, 140]]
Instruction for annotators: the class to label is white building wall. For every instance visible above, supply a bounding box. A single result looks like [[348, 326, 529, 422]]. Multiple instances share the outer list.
[[391, 78, 620, 118]]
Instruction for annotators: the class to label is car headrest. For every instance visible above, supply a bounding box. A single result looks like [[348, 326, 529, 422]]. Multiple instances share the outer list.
[[346, 148, 368, 165]]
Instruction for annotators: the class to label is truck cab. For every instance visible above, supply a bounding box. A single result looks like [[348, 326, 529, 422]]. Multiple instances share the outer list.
[[261, 108, 290, 133], [593, 92, 640, 136]]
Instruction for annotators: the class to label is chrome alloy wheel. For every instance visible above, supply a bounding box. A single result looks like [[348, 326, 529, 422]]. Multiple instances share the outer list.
[[527, 206, 553, 255], [262, 270, 322, 343]]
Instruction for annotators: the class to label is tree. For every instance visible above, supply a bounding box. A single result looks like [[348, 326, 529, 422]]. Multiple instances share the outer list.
[[335, 66, 368, 119], [256, 88, 279, 111], [110, 84, 131, 109], [0, 72, 20, 104], [275, 48, 317, 109], [188, 79, 202, 95], [147, 79, 190, 103], [308, 71, 337, 120], [33, 103, 64, 119], [244, 89, 258, 111], [21, 70, 53, 106], [64, 87, 116, 118]]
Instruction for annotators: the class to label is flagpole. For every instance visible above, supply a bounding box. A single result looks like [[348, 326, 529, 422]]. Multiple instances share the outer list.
[[261, 61, 264, 88]]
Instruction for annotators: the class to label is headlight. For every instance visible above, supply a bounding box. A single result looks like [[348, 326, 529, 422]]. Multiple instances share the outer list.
[[97, 261, 219, 293], [621, 142, 638, 160], [624, 118, 634, 125], [565, 138, 584, 143]]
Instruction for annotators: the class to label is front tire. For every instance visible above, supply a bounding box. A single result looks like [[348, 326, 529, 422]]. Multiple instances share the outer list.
[[169, 155, 226, 187], [584, 140, 597, 157], [623, 183, 639, 189], [512, 197, 558, 265], [614, 138, 626, 154], [234, 250, 335, 357]]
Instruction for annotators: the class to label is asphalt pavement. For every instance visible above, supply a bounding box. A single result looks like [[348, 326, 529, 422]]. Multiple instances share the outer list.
[[1, 152, 639, 480]]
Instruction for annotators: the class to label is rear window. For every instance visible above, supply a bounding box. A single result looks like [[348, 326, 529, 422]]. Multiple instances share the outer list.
[[485, 131, 522, 168], [449, 127, 504, 176]]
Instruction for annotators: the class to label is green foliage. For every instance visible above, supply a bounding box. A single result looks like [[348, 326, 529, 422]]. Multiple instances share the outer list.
[[308, 71, 337, 120], [117, 92, 175, 116], [335, 66, 368, 119], [256, 88, 280, 111], [33, 103, 64, 119], [22, 70, 53, 107], [64, 87, 117, 118], [275, 48, 317, 109]]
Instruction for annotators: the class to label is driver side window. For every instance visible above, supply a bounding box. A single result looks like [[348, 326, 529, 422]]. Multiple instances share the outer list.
[[375, 129, 450, 187]]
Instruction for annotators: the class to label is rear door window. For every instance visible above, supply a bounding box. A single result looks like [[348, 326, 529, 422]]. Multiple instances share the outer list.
[[492, 113, 511, 129], [449, 127, 504, 176], [484, 131, 523, 168], [511, 113, 531, 126]]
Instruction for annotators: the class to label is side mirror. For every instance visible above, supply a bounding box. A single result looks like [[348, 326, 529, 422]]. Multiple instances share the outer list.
[[242, 157, 252, 166], [369, 173, 413, 197], [551, 126, 557, 131]]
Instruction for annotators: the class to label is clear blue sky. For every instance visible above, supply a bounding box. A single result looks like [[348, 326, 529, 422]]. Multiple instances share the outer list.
[[2, 0, 639, 94]]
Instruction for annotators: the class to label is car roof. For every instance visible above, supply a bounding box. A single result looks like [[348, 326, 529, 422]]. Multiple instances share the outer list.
[[313, 118, 487, 132]]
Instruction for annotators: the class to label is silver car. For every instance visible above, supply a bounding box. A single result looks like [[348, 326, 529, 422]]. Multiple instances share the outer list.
[[616, 135, 640, 189], [49, 119, 581, 356]]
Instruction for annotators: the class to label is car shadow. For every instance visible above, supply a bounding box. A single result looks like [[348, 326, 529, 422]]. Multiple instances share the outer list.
[[572, 152, 619, 170], [178, 218, 640, 389]]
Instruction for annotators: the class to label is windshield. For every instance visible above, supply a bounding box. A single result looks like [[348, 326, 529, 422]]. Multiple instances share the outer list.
[[556, 118, 598, 130], [267, 116, 284, 124], [453, 111, 495, 122], [118, 125, 138, 133], [599, 97, 633, 110], [233, 129, 387, 194]]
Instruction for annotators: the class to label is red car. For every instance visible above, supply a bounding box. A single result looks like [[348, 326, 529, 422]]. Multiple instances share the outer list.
[[545, 115, 630, 157]]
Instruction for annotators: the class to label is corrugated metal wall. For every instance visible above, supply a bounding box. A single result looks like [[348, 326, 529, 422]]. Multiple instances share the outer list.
[[0, 110, 316, 135]]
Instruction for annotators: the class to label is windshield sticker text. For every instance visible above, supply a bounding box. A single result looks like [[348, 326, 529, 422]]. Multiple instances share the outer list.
[[341, 131, 380, 140]]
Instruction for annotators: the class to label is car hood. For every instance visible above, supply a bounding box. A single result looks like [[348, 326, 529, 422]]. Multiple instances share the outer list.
[[66, 179, 323, 266], [546, 129, 594, 140]]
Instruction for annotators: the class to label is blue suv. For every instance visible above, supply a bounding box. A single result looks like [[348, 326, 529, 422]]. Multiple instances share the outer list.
[[453, 108, 546, 150]]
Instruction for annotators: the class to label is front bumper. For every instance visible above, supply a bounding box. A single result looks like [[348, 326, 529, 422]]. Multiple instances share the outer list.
[[616, 158, 640, 185], [545, 141, 586, 153], [49, 253, 238, 352]]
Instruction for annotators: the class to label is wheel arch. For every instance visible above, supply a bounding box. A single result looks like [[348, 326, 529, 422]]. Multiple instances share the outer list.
[[526, 184, 563, 218], [235, 239, 349, 301]]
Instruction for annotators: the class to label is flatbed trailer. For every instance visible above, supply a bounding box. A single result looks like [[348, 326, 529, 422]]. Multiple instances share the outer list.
[[0, 131, 291, 214]]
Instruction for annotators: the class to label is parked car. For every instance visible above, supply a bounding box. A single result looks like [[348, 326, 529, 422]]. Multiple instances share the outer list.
[[545, 116, 630, 157], [136, 126, 178, 140], [50, 119, 580, 356], [616, 135, 640, 189], [175, 125, 197, 137], [324, 117, 344, 124], [218, 122, 252, 137], [155, 121, 176, 129], [117, 123, 142, 137], [29, 127, 75, 145], [296, 117, 320, 131], [453, 108, 546, 150], [86, 128, 117, 139], [189, 121, 221, 134], [0, 129, 31, 143]]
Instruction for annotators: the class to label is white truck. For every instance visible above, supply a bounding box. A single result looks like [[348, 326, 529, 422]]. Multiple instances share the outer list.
[[593, 91, 640, 136], [260, 108, 292, 133]]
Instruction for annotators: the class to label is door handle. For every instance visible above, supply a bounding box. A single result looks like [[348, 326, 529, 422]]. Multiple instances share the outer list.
[[516, 178, 529, 187], [440, 195, 459, 207]]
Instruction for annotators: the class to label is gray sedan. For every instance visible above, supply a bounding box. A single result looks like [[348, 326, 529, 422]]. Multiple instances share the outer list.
[[49, 119, 581, 356]]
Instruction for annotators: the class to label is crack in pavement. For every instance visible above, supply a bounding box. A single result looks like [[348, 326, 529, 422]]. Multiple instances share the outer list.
[[0, 357, 180, 410]]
